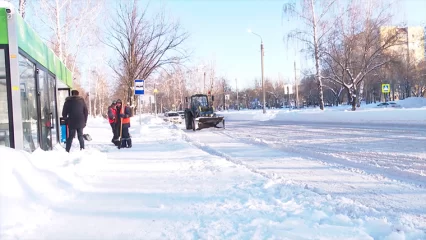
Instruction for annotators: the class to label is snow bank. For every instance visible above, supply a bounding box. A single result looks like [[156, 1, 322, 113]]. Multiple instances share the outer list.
[[396, 97, 426, 108], [220, 108, 426, 124], [219, 97, 426, 124], [0, 145, 108, 239], [0, 146, 59, 238]]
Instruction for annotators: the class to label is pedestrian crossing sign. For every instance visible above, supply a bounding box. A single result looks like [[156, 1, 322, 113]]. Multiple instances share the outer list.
[[382, 84, 390, 93]]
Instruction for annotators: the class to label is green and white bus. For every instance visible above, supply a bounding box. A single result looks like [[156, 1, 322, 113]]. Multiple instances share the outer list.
[[0, 1, 73, 152]]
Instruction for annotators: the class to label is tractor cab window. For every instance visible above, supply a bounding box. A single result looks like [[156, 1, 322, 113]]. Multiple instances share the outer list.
[[192, 96, 208, 107]]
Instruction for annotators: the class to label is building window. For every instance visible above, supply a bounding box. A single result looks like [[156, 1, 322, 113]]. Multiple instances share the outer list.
[[0, 49, 10, 147]]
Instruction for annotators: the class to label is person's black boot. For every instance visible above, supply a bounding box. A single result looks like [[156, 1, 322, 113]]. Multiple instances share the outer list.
[[65, 140, 71, 153]]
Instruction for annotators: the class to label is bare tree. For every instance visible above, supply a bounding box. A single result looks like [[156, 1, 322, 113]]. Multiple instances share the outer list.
[[18, 0, 25, 18], [35, 0, 103, 76], [172, 67, 187, 110], [283, 0, 341, 110], [322, 0, 403, 110], [323, 78, 344, 106], [92, 69, 111, 117], [412, 60, 426, 97], [184, 65, 201, 95], [299, 74, 320, 107], [104, 0, 189, 108]]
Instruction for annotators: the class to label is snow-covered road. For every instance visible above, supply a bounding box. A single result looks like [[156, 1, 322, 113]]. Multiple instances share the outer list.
[[219, 120, 426, 184], [184, 119, 426, 230], [2, 115, 426, 239]]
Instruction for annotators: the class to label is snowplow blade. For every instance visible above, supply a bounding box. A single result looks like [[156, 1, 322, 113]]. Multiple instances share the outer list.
[[196, 116, 225, 130]]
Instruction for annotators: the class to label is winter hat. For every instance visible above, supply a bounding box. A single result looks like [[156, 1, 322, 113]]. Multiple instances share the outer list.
[[116, 99, 122, 104], [112, 100, 117, 104], [71, 90, 79, 96]]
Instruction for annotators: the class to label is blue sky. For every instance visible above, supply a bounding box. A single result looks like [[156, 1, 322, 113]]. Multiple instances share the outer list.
[[143, 0, 426, 90], [150, 0, 296, 89]]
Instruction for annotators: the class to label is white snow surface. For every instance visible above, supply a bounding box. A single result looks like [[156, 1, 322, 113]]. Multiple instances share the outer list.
[[218, 97, 426, 124], [1, 97, 426, 239]]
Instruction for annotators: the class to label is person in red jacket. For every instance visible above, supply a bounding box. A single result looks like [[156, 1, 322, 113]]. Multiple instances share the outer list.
[[114, 99, 132, 148], [107, 100, 117, 143]]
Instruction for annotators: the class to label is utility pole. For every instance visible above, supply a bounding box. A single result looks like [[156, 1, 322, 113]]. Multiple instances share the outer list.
[[149, 96, 152, 114], [294, 60, 299, 108], [138, 95, 142, 125], [261, 42, 266, 113], [153, 84, 158, 117], [405, 27, 410, 98], [248, 29, 266, 113], [283, 78, 286, 107], [204, 72, 206, 94], [88, 69, 92, 116], [236, 78, 239, 110], [223, 79, 226, 110]]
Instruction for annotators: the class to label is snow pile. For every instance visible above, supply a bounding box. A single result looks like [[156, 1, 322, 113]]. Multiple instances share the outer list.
[[0, 144, 108, 239], [219, 98, 426, 124], [396, 97, 426, 108], [0, 146, 63, 238]]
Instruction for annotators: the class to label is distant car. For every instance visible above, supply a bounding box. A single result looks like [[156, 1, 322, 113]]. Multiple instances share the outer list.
[[164, 111, 182, 124], [376, 102, 401, 108], [177, 111, 185, 119]]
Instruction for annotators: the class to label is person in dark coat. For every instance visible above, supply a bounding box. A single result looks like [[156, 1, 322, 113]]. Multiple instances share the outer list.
[[62, 90, 88, 152], [107, 100, 117, 143], [114, 99, 132, 148]]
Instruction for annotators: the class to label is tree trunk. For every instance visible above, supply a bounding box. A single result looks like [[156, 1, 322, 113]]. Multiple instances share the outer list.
[[311, 0, 325, 110], [351, 95, 357, 111], [357, 80, 364, 107], [351, 87, 357, 111], [93, 94, 97, 116], [93, 75, 98, 116], [346, 88, 351, 105]]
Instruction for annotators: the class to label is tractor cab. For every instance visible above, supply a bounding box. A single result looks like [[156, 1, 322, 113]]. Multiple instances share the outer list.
[[184, 94, 224, 131], [190, 94, 214, 117]]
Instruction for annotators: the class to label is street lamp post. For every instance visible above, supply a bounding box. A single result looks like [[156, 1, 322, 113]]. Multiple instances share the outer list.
[[236, 78, 239, 110], [204, 72, 206, 94], [248, 29, 266, 114], [153, 84, 158, 117]]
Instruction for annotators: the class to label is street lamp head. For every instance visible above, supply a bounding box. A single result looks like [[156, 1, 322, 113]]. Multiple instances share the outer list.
[[247, 29, 263, 43]]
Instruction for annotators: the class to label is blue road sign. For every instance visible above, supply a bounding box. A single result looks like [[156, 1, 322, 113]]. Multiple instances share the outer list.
[[135, 79, 144, 95]]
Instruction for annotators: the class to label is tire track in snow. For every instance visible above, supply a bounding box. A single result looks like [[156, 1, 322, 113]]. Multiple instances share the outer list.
[[178, 129, 386, 218], [179, 129, 279, 183], [178, 127, 426, 231], [217, 122, 426, 189]]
